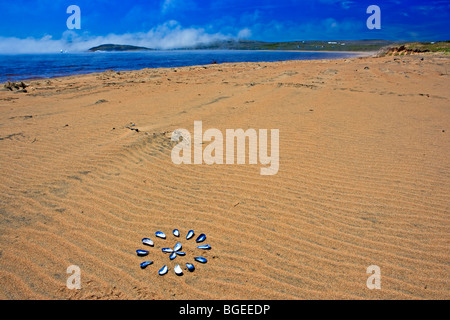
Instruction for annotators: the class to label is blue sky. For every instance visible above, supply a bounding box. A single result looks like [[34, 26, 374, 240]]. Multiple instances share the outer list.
[[0, 0, 449, 52]]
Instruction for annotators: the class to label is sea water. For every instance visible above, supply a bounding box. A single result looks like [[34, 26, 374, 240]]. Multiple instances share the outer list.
[[0, 50, 360, 82]]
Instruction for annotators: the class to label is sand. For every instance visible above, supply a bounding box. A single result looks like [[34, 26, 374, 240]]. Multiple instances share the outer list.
[[0, 54, 449, 300]]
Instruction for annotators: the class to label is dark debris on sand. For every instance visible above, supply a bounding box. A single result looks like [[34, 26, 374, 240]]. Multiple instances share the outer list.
[[3, 81, 29, 93]]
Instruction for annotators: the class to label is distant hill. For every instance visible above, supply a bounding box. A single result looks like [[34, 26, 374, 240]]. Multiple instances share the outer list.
[[88, 40, 396, 52], [187, 39, 396, 52], [88, 44, 153, 52]]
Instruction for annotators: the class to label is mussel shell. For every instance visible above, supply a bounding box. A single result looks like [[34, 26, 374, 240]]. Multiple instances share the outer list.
[[159, 265, 168, 275], [186, 263, 195, 272], [155, 231, 166, 239], [176, 251, 186, 256], [186, 230, 194, 240], [140, 261, 153, 269], [194, 257, 207, 263], [162, 247, 174, 253], [195, 233, 206, 243], [142, 238, 154, 246], [197, 244, 211, 250], [173, 229, 180, 237], [174, 264, 183, 276], [174, 243, 182, 252], [136, 249, 149, 256], [169, 252, 177, 260]]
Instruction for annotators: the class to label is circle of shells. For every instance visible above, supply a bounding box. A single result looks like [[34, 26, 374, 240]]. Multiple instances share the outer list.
[[136, 229, 210, 276]]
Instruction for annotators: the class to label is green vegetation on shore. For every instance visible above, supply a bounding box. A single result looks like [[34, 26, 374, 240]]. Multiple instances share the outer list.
[[380, 41, 450, 56], [402, 41, 450, 53]]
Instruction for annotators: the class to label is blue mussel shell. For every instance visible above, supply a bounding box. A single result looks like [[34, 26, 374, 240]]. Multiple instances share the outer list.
[[142, 238, 154, 247], [136, 249, 149, 256], [159, 265, 168, 275], [186, 263, 195, 272], [196, 233, 206, 243], [140, 261, 153, 269], [194, 257, 207, 264], [174, 243, 182, 252], [155, 231, 166, 239], [186, 230, 194, 240]]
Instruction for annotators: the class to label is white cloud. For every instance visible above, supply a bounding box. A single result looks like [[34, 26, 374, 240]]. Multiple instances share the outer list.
[[237, 28, 252, 39], [0, 21, 230, 53]]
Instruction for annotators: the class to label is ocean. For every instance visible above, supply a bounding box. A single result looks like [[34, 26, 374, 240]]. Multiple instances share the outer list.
[[0, 50, 361, 83]]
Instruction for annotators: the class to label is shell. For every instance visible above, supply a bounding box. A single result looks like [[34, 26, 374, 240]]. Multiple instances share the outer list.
[[159, 265, 168, 275], [176, 251, 186, 256], [173, 229, 180, 237], [142, 238, 154, 247], [186, 230, 194, 240], [174, 243, 182, 252], [195, 233, 206, 243], [174, 264, 183, 276], [140, 261, 153, 269], [155, 231, 166, 239], [136, 249, 149, 256], [186, 263, 195, 272], [194, 257, 208, 264], [169, 252, 177, 260], [162, 247, 174, 253], [197, 244, 211, 250]]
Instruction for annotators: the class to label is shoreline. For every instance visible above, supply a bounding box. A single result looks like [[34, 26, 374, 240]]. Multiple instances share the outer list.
[[2, 50, 375, 84]]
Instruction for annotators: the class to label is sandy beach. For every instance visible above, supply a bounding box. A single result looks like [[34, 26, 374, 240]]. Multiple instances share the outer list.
[[0, 54, 449, 299]]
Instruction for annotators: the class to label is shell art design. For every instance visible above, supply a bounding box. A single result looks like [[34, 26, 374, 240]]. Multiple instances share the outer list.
[[136, 229, 210, 276]]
